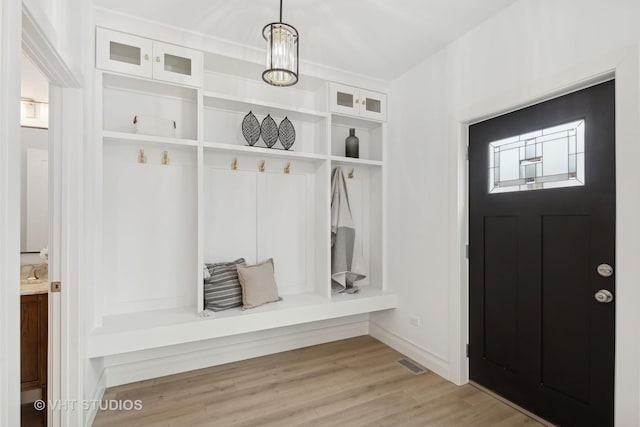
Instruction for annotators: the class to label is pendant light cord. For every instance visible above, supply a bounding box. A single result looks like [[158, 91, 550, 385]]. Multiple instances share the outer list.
[[279, 0, 283, 22]]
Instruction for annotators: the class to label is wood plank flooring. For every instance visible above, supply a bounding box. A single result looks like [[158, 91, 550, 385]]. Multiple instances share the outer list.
[[93, 336, 542, 426]]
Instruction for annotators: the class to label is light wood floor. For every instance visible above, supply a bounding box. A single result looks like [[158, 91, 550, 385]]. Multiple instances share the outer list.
[[93, 336, 541, 426]]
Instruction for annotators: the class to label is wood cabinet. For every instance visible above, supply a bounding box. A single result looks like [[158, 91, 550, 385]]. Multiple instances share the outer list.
[[21, 293, 47, 393], [96, 27, 203, 87], [329, 83, 387, 121]]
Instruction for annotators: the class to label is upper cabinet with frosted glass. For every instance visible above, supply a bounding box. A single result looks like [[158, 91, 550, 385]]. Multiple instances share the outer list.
[[96, 28, 203, 87], [329, 83, 387, 121]]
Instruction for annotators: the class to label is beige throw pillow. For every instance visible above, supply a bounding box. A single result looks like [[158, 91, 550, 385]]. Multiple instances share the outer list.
[[236, 258, 281, 309]]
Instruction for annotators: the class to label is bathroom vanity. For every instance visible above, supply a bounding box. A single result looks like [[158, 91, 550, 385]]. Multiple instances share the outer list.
[[20, 262, 48, 426]]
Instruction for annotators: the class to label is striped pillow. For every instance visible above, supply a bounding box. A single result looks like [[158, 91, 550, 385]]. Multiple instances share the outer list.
[[204, 258, 246, 312]]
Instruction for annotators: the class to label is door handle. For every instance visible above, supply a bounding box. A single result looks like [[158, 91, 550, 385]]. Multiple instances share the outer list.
[[594, 289, 613, 304]]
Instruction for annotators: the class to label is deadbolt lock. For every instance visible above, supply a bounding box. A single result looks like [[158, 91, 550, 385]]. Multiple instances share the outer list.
[[597, 263, 614, 277]]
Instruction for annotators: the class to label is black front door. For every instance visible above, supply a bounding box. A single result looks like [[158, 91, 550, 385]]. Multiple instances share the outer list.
[[469, 81, 615, 426]]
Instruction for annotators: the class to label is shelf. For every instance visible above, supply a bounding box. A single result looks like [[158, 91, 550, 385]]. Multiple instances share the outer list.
[[203, 141, 328, 162], [103, 130, 198, 148], [332, 113, 384, 129], [203, 91, 329, 124], [88, 288, 397, 358], [331, 156, 383, 167], [103, 71, 198, 102]]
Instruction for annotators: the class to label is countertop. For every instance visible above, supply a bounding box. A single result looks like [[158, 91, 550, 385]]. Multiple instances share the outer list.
[[20, 263, 49, 295]]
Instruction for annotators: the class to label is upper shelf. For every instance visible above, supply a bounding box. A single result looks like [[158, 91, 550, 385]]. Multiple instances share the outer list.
[[203, 91, 329, 124], [103, 130, 198, 148], [203, 141, 328, 162]]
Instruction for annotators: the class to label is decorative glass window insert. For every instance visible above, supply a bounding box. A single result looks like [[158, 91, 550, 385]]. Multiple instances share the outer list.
[[488, 120, 585, 194]]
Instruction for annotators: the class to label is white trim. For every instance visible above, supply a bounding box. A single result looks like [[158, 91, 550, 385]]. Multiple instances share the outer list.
[[369, 321, 449, 380], [83, 370, 106, 427], [450, 45, 640, 425], [0, 0, 22, 426], [103, 317, 369, 387], [22, 5, 87, 425]]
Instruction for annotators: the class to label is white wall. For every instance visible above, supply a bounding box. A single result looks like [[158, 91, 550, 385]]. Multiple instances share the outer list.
[[20, 127, 48, 252], [375, 0, 640, 425]]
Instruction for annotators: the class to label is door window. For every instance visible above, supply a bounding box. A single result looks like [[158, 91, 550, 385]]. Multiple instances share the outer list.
[[488, 119, 585, 193]]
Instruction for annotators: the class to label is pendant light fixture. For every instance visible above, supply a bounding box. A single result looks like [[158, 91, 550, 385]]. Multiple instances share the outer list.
[[262, 0, 299, 86]]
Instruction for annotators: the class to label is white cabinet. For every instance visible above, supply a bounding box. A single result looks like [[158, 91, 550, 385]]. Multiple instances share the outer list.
[[97, 28, 153, 78], [329, 83, 387, 121], [97, 28, 203, 87], [152, 41, 203, 87]]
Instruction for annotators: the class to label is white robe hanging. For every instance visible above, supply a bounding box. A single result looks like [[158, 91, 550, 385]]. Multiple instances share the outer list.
[[331, 167, 366, 293]]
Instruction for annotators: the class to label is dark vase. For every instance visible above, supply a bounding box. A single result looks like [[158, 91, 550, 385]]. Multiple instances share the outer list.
[[345, 128, 359, 158]]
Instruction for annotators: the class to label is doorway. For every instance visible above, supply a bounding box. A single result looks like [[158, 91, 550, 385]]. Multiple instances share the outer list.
[[19, 52, 50, 427], [468, 81, 615, 426]]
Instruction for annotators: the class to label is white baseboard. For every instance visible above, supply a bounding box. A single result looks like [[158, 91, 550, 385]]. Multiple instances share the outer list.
[[104, 316, 369, 388], [369, 321, 450, 380], [84, 369, 106, 427]]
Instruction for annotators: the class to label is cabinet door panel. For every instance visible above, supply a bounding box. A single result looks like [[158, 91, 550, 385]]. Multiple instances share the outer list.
[[96, 28, 153, 78], [20, 297, 40, 385], [257, 173, 307, 294], [103, 152, 196, 314], [330, 83, 359, 117], [204, 168, 257, 264], [152, 41, 203, 87], [360, 89, 387, 121]]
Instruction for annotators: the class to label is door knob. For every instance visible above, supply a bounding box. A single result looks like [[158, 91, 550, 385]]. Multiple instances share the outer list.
[[594, 289, 614, 304]]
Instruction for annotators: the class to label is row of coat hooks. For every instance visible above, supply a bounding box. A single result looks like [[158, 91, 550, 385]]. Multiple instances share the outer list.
[[135, 150, 354, 178], [231, 158, 292, 174], [138, 149, 169, 165]]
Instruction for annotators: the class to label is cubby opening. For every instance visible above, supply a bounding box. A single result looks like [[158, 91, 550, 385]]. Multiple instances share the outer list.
[[102, 73, 198, 140], [331, 114, 383, 162], [101, 140, 198, 316], [200, 149, 330, 311], [202, 94, 329, 155]]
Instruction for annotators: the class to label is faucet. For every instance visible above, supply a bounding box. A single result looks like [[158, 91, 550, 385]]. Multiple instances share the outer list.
[[27, 265, 38, 280]]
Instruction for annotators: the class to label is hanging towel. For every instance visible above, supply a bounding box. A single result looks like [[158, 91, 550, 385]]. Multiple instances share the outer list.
[[331, 167, 366, 293]]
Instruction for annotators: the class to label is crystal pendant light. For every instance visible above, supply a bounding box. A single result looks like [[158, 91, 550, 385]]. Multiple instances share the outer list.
[[262, 0, 299, 86]]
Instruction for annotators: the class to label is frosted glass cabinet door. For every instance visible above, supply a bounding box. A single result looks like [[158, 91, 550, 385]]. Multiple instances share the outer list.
[[330, 83, 360, 117], [152, 41, 203, 87], [329, 83, 387, 121], [359, 89, 387, 121], [96, 27, 153, 78]]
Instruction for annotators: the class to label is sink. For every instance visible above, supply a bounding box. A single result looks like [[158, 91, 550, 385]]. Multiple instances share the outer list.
[[20, 263, 48, 284]]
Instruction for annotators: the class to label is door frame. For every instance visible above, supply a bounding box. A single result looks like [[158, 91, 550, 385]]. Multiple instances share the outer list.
[[448, 45, 640, 425], [0, 1, 85, 426]]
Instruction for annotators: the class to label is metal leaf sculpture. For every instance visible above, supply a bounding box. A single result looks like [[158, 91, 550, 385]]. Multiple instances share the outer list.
[[241, 111, 260, 146], [278, 117, 296, 150], [261, 114, 278, 148]]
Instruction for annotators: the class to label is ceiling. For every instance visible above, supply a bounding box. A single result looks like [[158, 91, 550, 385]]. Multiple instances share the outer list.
[[94, 0, 517, 81], [21, 53, 48, 102]]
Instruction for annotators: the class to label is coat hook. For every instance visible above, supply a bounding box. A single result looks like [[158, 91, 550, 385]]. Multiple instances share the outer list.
[[231, 158, 238, 170], [138, 148, 146, 164], [284, 162, 290, 174], [348, 168, 354, 179], [259, 160, 265, 172], [161, 150, 169, 165]]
